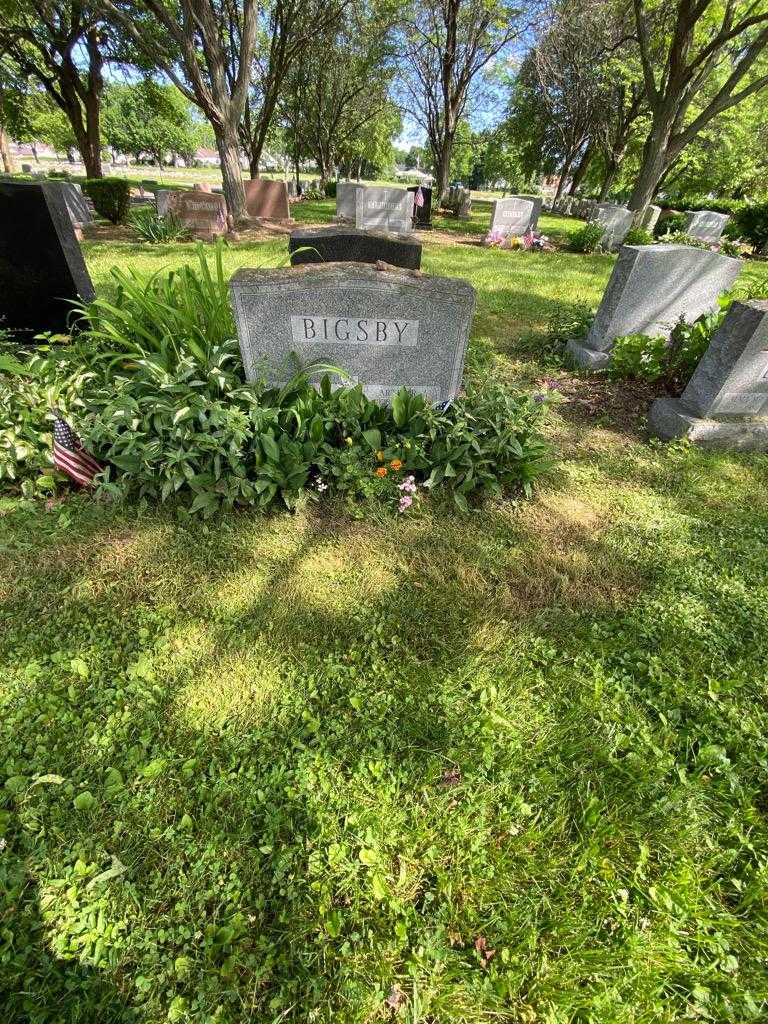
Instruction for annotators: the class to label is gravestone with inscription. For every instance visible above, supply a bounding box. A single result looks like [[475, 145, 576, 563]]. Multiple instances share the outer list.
[[567, 244, 741, 369], [649, 300, 768, 449], [489, 197, 535, 239], [355, 187, 413, 233], [336, 181, 365, 222], [172, 191, 227, 239], [230, 262, 475, 404], [0, 180, 95, 335], [684, 210, 729, 244], [513, 194, 543, 230], [244, 178, 291, 221], [289, 226, 422, 269]]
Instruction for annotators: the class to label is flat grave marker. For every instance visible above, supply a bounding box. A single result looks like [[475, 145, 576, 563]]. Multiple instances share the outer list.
[[289, 226, 422, 269]]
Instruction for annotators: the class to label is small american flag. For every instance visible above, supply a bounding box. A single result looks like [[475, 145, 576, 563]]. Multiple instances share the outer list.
[[414, 186, 425, 208], [52, 411, 102, 487], [522, 225, 536, 249]]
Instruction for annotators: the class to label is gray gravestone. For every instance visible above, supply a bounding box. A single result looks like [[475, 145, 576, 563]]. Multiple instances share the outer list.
[[336, 181, 365, 221], [641, 205, 661, 233], [60, 182, 91, 226], [567, 244, 742, 369], [684, 210, 729, 244], [287, 179, 297, 198], [648, 300, 768, 449], [21, 163, 32, 173], [513, 194, 543, 230], [458, 189, 472, 220], [289, 226, 422, 269], [155, 189, 179, 217], [490, 197, 535, 238], [0, 180, 95, 335], [594, 204, 634, 249], [355, 186, 413, 233], [230, 262, 475, 404]]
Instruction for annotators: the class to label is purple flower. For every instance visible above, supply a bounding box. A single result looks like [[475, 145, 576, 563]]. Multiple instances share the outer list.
[[399, 495, 413, 512], [533, 393, 547, 403]]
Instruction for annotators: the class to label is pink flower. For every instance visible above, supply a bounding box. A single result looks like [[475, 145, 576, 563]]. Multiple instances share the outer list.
[[398, 495, 413, 512]]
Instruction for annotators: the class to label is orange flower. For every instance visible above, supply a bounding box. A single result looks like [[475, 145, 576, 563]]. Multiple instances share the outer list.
[[390, 458, 403, 470], [375, 467, 388, 478]]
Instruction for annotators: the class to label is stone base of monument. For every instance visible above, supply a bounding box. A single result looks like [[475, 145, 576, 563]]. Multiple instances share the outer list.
[[565, 338, 611, 369], [648, 396, 768, 451]]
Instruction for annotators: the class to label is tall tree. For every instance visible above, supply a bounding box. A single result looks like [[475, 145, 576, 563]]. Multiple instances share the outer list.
[[399, 0, 529, 202], [102, 80, 201, 165], [280, 0, 398, 185], [0, 0, 107, 176], [101, 0, 258, 221], [236, 0, 346, 178], [629, 0, 768, 211]]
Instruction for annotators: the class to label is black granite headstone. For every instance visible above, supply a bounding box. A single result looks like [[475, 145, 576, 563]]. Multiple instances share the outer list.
[[408, 185, 432, 228], [289, 226, 422, 270], [0, 180, 95, 336]]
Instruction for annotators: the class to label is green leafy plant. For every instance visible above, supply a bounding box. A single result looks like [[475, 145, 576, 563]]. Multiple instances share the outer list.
[[82, 177, 131, 224], [128, 206, 191, 243], [570, 221, 605, 253], [324, 181, 337, 198], [654, 212, 686, 237], [623, 227, 654, 246], [717, 238, 742, 258], [71, 242, 234, 372], [301, 186, 325, 201], [546, 300, 595, 352], [610, 332, 668, 381], [732, 202, 768, 253], [659, 230, 711, 250]]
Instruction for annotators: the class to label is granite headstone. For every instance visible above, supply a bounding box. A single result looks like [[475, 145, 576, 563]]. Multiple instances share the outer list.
[[289, 226, 422, 269], [59, 182, 91, 226], [230, 262, 475, 404], [489, 197, 535, 239], [641, 204, 661, 233], [336, 181, 365, 222], [567, 244, 742, 369], [172, 191, 227, 239], [594, 204, 634, 249], [684, 210, 729, 244], [648, 300, 768, 449], [0, 180, 95, 335], [355, 187, 413, 233], [408, 185, 432, 228], [244, 178, 291, 221]]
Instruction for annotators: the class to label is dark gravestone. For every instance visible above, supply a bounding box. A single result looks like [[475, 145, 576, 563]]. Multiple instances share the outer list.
[[408, 185, 432, 228], [0, 180, 95, 336], [288, 226, 422, 270]]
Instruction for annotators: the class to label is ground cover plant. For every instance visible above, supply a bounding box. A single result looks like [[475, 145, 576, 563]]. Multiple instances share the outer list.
[[2, 204, 768, 1024]]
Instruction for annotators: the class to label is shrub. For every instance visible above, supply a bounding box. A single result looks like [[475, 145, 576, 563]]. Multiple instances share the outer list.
[[72, 243, 234, 372], [128, 206, 191, 243], [623, 227, 654, 246], [654, 212, 686, 237], [324, 181, 337, 198], [717, 238, 742, 258], [301, 186, 325, 201], [546, 300, 594, 351], [658, 230, 711, 249], [664, 196, 745, 216], [82, 177, 131, 224], [610, 333, 668, 381], [570, 222, 605, 253], [732, 202, 768, 253]]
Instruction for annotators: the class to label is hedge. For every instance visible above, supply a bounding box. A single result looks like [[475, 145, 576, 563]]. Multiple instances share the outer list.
[[82, 177, 131, 224]]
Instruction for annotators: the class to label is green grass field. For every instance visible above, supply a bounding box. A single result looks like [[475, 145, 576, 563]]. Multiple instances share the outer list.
[[2, 201, 768, 1023]]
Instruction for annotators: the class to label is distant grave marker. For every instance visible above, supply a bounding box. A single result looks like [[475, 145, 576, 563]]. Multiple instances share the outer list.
[[244, 178, 291, 221], [355, 187, 413, 233]]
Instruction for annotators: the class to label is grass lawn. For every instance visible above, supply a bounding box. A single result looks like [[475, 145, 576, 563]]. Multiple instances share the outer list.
[[2, 201, 768, 1023]]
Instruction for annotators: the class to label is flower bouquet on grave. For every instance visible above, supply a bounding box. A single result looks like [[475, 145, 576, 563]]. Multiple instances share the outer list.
[[483, 227, 508, 248]]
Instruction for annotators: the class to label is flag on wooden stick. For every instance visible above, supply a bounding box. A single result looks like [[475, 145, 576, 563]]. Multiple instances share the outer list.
[[51, 410, 102, 487]]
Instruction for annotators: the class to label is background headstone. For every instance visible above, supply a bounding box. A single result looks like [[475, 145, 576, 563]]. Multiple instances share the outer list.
[[684, 210, 729, 243], [649, 300, 768, 449], [407, 185, 432, 228], [0, 180, 95, 335], [594, 204, 634, 249], [244, 178, 290, 221], [567, 244, 742, 369], [355, 187, 413, 233], [58, 182, 91, 226], [458, 189, 472, 220], [173, 191, 227, 239], [641, 205, 661, 233], [286, 179, 297, 198], [512, 194, 543, 230], [230, 262, 475, 404], [289, 226, 422, 270], [155, 189, 179, 217], [489, 197, 535, 239], [21, 163, 32, 173], [336, 181, 365, 222]]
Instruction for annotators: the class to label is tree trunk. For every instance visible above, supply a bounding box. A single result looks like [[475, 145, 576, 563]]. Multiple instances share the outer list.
[[568, 143, 594, 196], [435, 145, 451, 205], [598, 160, 617, 201], [628, 115, 675, 212], [0, 125, 14, 173], [249, 150, 260, 178], [215, 125, 248, 223], [552, 153, 574, 203]]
